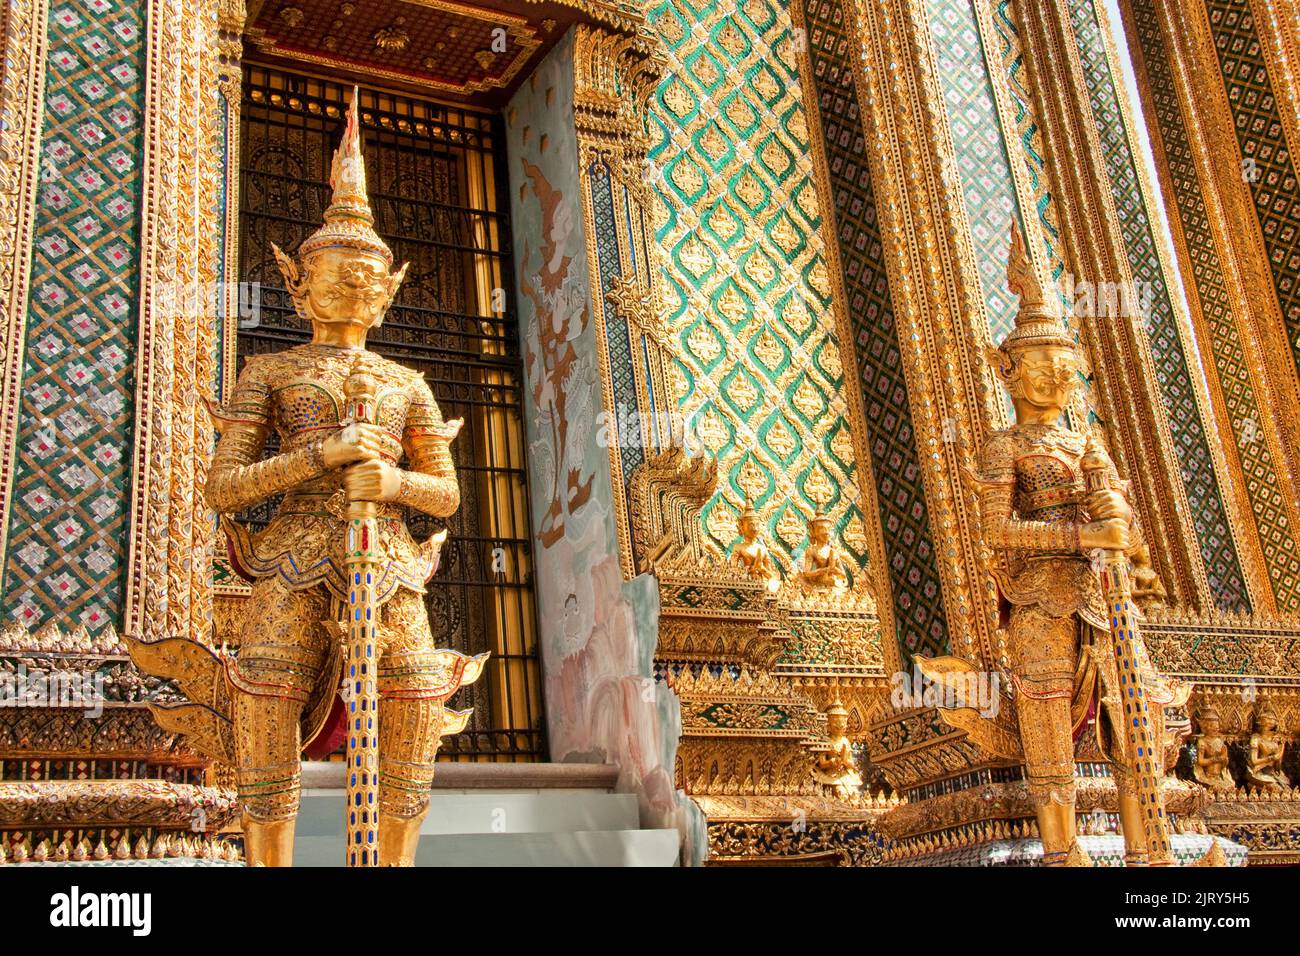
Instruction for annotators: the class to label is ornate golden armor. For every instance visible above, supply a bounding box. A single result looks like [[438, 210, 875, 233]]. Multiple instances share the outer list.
[[212, 345, 459, 602]]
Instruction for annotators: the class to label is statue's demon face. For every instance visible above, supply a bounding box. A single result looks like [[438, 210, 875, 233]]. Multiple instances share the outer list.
[[298, 248, 405, 329], [1006, 345, 1079, 416]]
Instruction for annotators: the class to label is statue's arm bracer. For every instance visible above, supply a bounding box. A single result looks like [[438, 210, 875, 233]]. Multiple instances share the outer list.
[[395, 382, 460, 518], [205, 367, 328, 514], [976, 432, 1080, 553]]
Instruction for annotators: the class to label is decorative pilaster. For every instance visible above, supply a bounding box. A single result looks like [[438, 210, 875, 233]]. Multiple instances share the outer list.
[[826, 0, 1007, 668], [572, 22, 669, 577], [215, 0, 245, 398], [123, 0, 225, 640], [1121, 0, 1300, 614]]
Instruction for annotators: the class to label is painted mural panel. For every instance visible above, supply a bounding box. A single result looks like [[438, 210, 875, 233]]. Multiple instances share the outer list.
[[507, 35, 702, 857]]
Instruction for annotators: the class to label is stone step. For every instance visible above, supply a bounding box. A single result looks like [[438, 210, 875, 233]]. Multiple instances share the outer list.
[[293, 828, 681, 867], [297, 789, 641, 835], [300, 760, 620, 791], [294, 762, 680, 866]]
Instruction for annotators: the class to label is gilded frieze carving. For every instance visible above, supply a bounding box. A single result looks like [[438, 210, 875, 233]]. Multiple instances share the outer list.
[[1, 828, 243, 864]]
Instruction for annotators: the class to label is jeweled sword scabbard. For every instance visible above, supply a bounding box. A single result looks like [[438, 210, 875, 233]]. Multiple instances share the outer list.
[[1082, 456, 1174, 867], [342, 370, 381, 867]]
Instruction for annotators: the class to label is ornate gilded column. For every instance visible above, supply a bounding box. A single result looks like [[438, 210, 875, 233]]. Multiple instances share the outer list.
[[1009, 0, 1221, 610], [124, 0, 226, 640], [0, 0, 50, 572], [215, 0, 245, 398], [571, 23, 671, 574], [1120, 0, 1300, 615], [815, 0, 1007, 669]]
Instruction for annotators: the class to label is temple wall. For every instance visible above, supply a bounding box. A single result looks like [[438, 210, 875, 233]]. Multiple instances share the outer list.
[[505, 33, 704, 859], [0, 0, 1296, 864]]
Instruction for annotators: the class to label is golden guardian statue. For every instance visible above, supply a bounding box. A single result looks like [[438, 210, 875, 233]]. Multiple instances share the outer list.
[[129, 94, 484, 867], [919, 224, 1188, 866]]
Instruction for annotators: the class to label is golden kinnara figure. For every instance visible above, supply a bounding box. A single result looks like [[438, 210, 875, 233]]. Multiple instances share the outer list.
[[1192, 704, 1236, 792], [730, 499, 780, 589], [812, 701, 864, 799], [798, 506, 850, 593], [920, 223, 1188, 867], [1245, 701, 1290, 791], [129, 94, 485, 867]]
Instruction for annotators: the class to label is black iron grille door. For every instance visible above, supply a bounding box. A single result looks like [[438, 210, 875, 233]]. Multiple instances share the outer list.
[[236, 64, 545, 761]]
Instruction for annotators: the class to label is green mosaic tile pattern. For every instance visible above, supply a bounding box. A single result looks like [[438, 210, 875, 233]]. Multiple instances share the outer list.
[[647, 0, 873, 579], [0, 0, 144, 632]]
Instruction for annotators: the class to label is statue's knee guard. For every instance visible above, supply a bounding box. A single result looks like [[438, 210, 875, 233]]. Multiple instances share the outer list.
[[1016, 692, 1077, 808], [232, 685, 310, 823], [377, 687, 445, 819], [229, 642, 328, 703], [236, 763, 302, 823]]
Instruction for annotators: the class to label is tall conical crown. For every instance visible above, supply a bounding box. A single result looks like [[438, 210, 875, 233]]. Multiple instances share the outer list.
[[297, 89, 393, 265], [998, 220, 1074, 353]]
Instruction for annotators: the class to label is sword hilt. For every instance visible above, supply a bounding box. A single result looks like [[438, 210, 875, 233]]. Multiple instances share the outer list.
[[343, 369, 378, 429]]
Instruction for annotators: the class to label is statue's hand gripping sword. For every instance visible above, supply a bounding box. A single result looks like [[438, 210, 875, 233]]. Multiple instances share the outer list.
[[1081, 443, 1174, 867]]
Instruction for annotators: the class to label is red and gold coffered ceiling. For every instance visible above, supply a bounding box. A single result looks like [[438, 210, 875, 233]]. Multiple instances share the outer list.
[[245, 0, 642, 104]]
